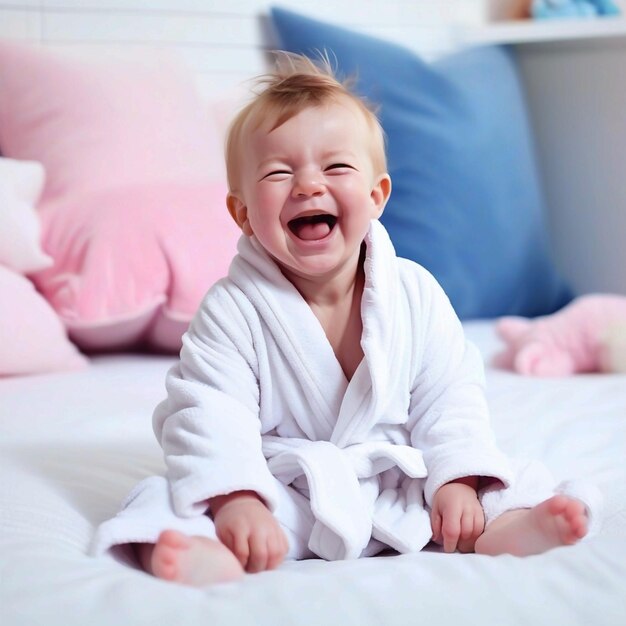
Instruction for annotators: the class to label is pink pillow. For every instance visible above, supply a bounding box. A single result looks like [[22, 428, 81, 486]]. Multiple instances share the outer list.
[[0, 42, 239, 352], [0, 42, 225, 203], [0, 266, 87, 376], [33, 182, 239, 352]]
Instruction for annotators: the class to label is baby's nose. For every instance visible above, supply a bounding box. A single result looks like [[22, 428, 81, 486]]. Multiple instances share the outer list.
[[293, 173, 325, 197]]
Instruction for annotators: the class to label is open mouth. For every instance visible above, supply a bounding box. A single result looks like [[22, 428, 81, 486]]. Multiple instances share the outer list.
[[287, 214, 337, 241]]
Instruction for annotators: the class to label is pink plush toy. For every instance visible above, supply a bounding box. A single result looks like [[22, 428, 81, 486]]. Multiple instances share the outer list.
[[494, 294, 626, 376]]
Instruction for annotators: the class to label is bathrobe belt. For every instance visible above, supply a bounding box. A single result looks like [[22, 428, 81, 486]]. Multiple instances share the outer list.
[[263, 437, 428, 560]]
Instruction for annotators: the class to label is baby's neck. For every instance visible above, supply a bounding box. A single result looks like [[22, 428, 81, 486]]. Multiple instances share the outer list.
[[300, 272, 361, 309], [286, 245, 366, 308], [282, 245, 367, 380], [310, 264, 366, 381]]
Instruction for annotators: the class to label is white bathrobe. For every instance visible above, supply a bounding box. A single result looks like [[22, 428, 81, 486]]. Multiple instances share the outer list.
[[158, 219, 515, 559], [92, 220, 601, 561]]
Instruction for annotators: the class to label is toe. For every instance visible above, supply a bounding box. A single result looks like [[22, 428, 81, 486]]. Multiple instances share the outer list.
[[159, 547, 177, 566], [152, 546, 180, 582], [159, 530, 189, 549], [547, 495, 569, 516], [572, 518, 588, 539], [158, 562, 179, 582]]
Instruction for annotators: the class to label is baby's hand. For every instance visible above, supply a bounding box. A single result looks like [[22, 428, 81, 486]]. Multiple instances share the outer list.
[[431, 477, 485, 553], [210, 491, 289, 573]]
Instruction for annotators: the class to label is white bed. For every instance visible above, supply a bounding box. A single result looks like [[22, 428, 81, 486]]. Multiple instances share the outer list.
[[2, 321, 625, 626], [1, 2, 626, 624]]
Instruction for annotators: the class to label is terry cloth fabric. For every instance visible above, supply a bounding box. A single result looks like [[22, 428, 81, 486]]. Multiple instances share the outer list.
[[95, 220, 518, 561], [91, 459, 602, 561], [158, 220, 516, 559]]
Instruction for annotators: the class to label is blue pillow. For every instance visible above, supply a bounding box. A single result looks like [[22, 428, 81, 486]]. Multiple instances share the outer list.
[[270, 7, 572, 319]]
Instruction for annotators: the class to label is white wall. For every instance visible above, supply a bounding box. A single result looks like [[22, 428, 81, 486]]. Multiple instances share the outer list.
[[0, 0, 458, 97], [516, 39, 626, 296]]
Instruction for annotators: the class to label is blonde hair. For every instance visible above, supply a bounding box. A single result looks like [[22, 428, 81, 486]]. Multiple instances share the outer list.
[[225, 52, 387, 193]]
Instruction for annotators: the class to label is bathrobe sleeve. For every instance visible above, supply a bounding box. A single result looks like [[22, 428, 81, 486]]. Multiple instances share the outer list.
[[153, 281, 280, 518], [405, 266, 512, 507]]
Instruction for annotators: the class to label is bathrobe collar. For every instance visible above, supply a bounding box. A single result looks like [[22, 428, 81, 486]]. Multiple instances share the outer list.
[[230, 219, 402, 446]]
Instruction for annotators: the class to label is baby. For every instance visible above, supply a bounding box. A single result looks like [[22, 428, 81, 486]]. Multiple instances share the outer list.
[[92, 53, 599, 586]]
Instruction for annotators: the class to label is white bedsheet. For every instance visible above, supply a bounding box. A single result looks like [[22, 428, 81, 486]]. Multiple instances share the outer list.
[[1, 321, 625, 626]]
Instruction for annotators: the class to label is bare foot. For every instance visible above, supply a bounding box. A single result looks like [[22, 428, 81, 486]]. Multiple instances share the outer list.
[[475, 495, 588, 556], [136, 530, 244, 587]]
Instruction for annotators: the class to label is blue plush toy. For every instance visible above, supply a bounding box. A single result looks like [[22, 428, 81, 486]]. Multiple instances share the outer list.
[[532, 0, 621, 18]]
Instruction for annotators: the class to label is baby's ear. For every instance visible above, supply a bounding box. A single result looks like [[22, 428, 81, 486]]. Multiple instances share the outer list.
[[496, 317, 532, 342], [227, 193, 253, 236], [370, 174, 392, 217]]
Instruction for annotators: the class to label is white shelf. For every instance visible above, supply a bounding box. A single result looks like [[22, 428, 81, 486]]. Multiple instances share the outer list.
[[456, 17, 626, 46]]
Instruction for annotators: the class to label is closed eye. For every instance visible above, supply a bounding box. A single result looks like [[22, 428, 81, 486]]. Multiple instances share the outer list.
[[325, 163, 355, 171], [261, 170, 292, 181]]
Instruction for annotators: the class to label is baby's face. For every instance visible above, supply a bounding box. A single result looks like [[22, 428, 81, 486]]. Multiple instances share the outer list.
[[229, 100, 390, 283]]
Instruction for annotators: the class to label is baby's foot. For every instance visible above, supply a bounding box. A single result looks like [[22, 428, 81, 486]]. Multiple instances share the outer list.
[[146, 530, 244, 586], [475, 495, 588, 557]]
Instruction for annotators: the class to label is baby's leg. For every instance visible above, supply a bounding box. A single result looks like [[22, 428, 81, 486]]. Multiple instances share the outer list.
[[135, 530, 244, 586], [475, 495, 588, 556], [475, 459, 601, 556], [133, 477, 316, 584], [91, 476, 243, 586]]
